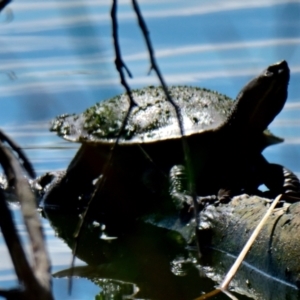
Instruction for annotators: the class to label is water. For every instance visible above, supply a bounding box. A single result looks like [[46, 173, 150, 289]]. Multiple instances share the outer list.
[[0, 0, 299, 299]]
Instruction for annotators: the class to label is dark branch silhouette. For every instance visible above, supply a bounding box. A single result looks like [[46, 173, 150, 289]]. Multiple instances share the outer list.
[[131, 0, 200, 251], [0, 0, 11, 12], [0, 142, 53, 299], [111, 0, 136, 108], [70, 0, 204, 287], [0, 1, 53, 298], [0, 130, 35, 178], [68, 0, 140, 291]]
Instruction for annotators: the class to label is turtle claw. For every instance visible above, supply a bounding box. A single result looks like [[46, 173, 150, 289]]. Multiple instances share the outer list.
[[281, 193, 300, 203], [216, 188, 234, 204], [281, 167, 300, 200], [197, 195, 218, 206]]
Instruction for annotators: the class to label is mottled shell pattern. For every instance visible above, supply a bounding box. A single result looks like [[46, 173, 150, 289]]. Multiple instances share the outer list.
[[50, 86, 234, 144]]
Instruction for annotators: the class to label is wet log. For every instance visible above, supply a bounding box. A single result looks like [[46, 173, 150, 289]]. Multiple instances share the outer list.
[[197, 194, 300, 289], [145, 194, 300, 297]]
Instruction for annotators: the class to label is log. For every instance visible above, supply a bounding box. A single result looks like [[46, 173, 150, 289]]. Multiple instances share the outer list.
[[197, 194, 300, 288], [144, 194, 300, 298]]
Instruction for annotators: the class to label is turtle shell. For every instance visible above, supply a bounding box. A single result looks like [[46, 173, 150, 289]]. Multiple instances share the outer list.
[[50, 86, 235, 144]]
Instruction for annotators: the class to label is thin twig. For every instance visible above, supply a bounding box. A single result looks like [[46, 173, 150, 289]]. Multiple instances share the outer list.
[[194, 194, 282, 300], [194, 288, 221, 300], [111, 0, 136, 106], [131, 0, 199, 251], [68, 0, 139, 292], [222, 289, 239, 300], [71, 0, 138, 236], [220, 194, 282, 289], [73, 0, 138, 240], [194, 288, 239, 300], [131, 0, 188, 156]]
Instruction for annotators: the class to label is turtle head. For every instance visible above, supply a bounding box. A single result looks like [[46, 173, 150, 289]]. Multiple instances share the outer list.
[[228, 60, 290, 134]]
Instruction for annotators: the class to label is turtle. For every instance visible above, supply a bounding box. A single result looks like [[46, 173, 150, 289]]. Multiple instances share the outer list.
[[44, 60, 300, 220]]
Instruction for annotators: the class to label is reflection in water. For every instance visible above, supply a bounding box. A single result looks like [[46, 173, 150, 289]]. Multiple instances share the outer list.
[[42, 207, 300, 300], [0, 205, 96, 298], [44, 209, 221, 300]]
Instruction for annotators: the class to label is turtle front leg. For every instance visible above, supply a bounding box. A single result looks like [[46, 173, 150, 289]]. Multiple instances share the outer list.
[[215, 188, 236, 203], [169, 165, 220, 215], [169, 165, 193, 211]]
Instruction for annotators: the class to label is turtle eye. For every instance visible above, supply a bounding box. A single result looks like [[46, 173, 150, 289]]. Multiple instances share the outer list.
[[264, 70, 273, 77]]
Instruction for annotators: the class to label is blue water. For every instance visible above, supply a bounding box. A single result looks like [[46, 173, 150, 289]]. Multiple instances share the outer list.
[[0, 1, 299, 299]]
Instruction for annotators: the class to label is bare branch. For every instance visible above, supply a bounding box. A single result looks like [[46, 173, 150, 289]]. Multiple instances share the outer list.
[[68, 0, 141, 291], [131, 0, 185, 136], [0, 130, 35, 178], [111, 0, 137, 108], [72, 0, 139, 243], [131, 0, 200, 250], [0, 0, 11, 12], [0, 144, 53, 299]]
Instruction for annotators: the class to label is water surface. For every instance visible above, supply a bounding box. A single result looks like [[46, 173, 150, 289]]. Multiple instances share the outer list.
[[0, 1, 300, 299]]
